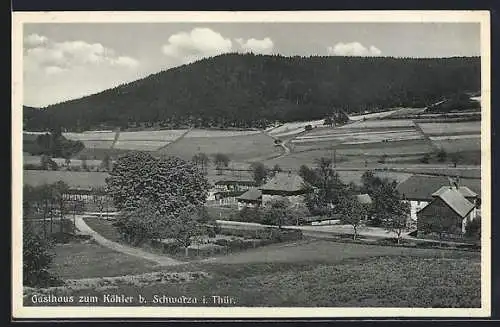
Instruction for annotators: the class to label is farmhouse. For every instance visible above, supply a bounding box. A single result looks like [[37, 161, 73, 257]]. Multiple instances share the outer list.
[[417, 187, 476, 236], [236, 188, 262, 210], [259, 171, 312, 206], [208, 173, 258, 206], [396, 175, 480, 224]]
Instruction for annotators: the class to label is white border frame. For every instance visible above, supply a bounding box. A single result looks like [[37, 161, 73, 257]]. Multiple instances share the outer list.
[[12, 10, 491, 319]]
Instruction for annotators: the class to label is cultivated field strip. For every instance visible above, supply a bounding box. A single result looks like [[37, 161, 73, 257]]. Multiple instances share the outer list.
[[117, 129, 189, 141], [63, 131, 117, 141], [417, 122, 480, 136], [338, 119, 416, 129], [158, 130, 280, 162], [266, 119, 325, 138], [113, 140, 169, 151], [183, 129, 262, 138]]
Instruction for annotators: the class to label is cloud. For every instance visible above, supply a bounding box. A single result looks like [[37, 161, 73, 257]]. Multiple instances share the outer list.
[[236, 37, 274, 54], [327, 42, 382, 57], [161, 28, 233, 64], [24, 33, 48, 47], [161, 28, 275, 63], [23, 33, 140, 74]]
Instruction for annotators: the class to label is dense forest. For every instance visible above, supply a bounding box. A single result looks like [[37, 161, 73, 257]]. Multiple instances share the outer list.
[[23, 53, 480, 131]]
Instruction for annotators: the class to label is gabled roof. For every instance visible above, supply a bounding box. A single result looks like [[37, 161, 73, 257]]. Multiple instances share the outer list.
[[421, 188, 475, 218], [438, 188, 475, 218], [432, 186, 477, 199], [355, 194, 373, 204], [259, 172, 310, 193], [237, 188, 262, 201], [396, 175, 481, 201]]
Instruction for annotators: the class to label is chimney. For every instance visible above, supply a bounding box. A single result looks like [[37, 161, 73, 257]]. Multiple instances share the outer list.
[[288, 170, 292, 177]]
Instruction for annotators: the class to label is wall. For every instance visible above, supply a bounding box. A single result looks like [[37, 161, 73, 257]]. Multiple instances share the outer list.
[[417, 198, 463, 235]]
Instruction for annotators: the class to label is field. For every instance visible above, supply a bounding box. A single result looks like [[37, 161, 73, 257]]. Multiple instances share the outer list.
[[417, 121, 480, 136], [112, 130, 189, 151], [24, 155, 103, 168], [23, 170, 108, 189], [27, 239, 480, 307], [113, 140, 168, 151], [159, 130, 281, 162], [50, 241, 161, 279], [429, 136, 481, 153], [118, 130, 188, 141], [347, 109, 401, 121], [183, 129, 261, 138], [266, 119, 325, 139], [287, 119, 432, 164]]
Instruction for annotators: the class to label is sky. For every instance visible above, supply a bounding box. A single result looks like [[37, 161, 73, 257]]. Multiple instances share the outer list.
[[22, 22, 480, 107]]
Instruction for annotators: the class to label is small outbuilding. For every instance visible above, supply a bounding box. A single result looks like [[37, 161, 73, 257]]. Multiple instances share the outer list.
[[417, 187, 476, 236], [236, 188, 262, 210]]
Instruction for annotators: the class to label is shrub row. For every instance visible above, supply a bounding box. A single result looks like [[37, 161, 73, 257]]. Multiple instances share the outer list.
[[218, 226, 303, 242]]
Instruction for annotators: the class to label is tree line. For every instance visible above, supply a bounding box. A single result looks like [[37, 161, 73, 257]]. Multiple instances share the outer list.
[[23, 53, 480, 131]]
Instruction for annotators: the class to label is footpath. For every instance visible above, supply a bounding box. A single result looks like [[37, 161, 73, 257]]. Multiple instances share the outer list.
[[74, 215, 182, 266]]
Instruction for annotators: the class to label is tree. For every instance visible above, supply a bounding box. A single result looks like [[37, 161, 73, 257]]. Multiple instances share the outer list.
[[192, 153, 210, 174], [420, 153, 430, 164], [101, 153, 112, 171], [302, 158, 347, 216], [250, 162, 269, 185], [80, 155, 88, 170], [40, 155, 50, 170], [114, 199, 164, 245], [51, 181, 69, 234], [65, 158, 72, 169], [437, 148, 447, 162], [272, 164, 282, 174], [378, 154, 388, 164], [23, 224, 61, 287], [106, 152, 211, 245], [382, 200, 411, 244], [262, 197, 292, 229], [338, 195, 367, 240], [107, 152, 210, 215], [170, 205, 207, 257], [370, 178, 401, 227], [450, 153, 462, 168], [212, 153, 230, 175], [465, 216, 481, 239], [298, 164, 318, 185], [92, 187, 106, 217]]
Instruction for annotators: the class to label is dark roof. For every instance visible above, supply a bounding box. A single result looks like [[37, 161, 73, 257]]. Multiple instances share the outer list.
[[215, 180, 257, 186], [355, 194, 373, 204], [396, 175, 481, 201], [420, 188, 475, 218], [260, 172, 310, 193], [432, 186, 477, 199], [237, 188, 262, 202]]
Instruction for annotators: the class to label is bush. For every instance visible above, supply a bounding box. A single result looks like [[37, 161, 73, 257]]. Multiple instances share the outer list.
[[23, 225, 62, 287], [437, 149, 447, 162], [420, 153, 430, 164], [465, 218, 481, 239], [236, 207, 262, 223], [24, 164, 42, 170]]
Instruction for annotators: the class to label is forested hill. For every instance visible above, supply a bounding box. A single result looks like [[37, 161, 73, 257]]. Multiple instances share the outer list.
[[24, 53, 480, 131]]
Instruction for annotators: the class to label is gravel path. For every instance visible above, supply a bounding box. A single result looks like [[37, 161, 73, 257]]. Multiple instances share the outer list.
[[74, 216, 182, 266]]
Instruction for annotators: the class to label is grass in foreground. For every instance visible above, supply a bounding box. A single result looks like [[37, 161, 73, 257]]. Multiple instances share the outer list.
[[49, 241, 162, 279], [29, 255, 480, 307]]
